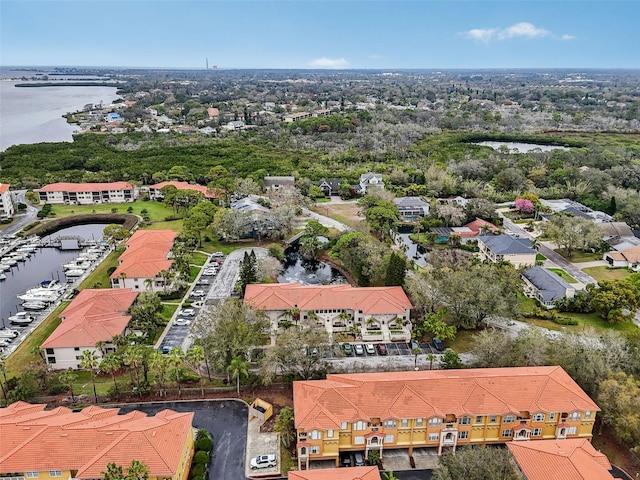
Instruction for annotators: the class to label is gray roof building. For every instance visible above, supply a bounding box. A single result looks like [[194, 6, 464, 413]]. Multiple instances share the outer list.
[[522, 266, 576, 308], [264, 176, 295, 189], [478, 235, 535, 254]]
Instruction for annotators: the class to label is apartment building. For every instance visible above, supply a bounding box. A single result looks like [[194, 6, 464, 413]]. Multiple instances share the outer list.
[[110, 230, 177, 292], [0, 401, 194, 480], [0, 183, 14, 218], [41, 289, 138, 369], [147, 180, 221, 200], [289, 466, 380, 480], [37, 181, 138, 205], [477, 234, 537, 268], [293, 366, 599, 469]]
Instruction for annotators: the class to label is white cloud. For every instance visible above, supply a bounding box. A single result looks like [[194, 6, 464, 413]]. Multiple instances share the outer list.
[[463, 22, 561, 43], [309, 57, 348, 68], [561, 34, 576, 40]]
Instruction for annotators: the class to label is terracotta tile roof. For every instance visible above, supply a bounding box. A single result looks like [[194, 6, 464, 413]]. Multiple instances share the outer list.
[[110, 230, 176, 280], [465, 218, 499, 234], [0, 403, 193, 478], [38, 181, 134, 193], [608, 244, 640, 263], [0, 183, 9, 193], [293, 367, 599, 430], [508, 439, 618, 480], [41, 289, 138, 349], [149, 180, 222, 199], [245, 283, 412, 315], [288, 466, 381, 480]]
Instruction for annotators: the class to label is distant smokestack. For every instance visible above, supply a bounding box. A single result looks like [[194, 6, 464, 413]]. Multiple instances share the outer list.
[[206, 58, 209, 70]]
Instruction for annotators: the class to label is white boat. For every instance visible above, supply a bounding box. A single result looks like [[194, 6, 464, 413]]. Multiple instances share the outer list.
[[77, 253, 99, 261], [17, 290, 60, 302], [17, 246, 36, 253], [0, 272, 6, 281], [63, 261, 92, 270], [22, 301, 47, 311], [0, 264, 10, 271], [9, 253, 28, 261], [65, 269, 85, 277], [9, 312, 35, 325], [1, 258, 18, 266], [32, 280, 66, 292]]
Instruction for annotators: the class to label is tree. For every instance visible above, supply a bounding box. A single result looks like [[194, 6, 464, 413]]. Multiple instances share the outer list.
[[440, 349, 462, 369], [0, 356, 8, 404], [186, 345, 206, 397], [420, 312, 457, 342], [125, 460, 149, 480], [227, 356, 249, 395], [168, 347, 185, 398], [149, 351, 170, 397], [385, 252, 407, 286], [100, 353, 122, 399], [299, 220, 329, 260], [433, 446, 519, 480], [381, 471, 400, 480], [102, 463, 124, 480], [103, 224, 131, 245], [412, 347, 422, 370], [434, 204, 466, 227], [598, 371, 640, 454], [58, 368, 78, 404], [426, 353, 437, 370], [239, 250, 258, 295], [586, 279, 640, 323], [542, 214, 603, 258], [79, 349, 100, 404], [274, 406, 295, 448], [212, 208, 252, 242]]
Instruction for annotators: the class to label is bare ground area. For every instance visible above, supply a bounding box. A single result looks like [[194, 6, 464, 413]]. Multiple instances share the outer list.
[[315, 202, 364, 228], [592, 424, 640, 476]]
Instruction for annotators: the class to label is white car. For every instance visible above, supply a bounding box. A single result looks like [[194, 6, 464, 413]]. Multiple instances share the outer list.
[[250, 454, 277, 470], [191, 290, 205, 297], [174, 318, 191, 327], [365, 343, 376, 355], [178, 308, 196, 316]]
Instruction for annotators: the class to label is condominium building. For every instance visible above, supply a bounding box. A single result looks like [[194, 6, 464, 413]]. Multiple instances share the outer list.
[[0, 402, 194, 480], [148, 180, 221, 200], [0, 183, 14, 218], [293, 366, 599, 469], [477, 234, 537, 268], [37, 182, 138, 205]]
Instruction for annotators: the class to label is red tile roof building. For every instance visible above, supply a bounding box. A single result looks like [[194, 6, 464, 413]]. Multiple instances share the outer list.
[[289, 466, 380, 480], [110, 230, 177, 293], [41, 288, 138, 369], [0, 182, 14, 217], [508, 438, 620, 480], [37, 182, 137, 205], [244, 283, 413, 341], [148, 181, 221, 200], [0, 402, 194, 480], [293, 366, 599, 469]]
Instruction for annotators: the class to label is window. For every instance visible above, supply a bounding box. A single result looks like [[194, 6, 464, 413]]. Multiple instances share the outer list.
[[45, 348, 54, 355], [74, 347, 80, 351], [569, 412, 580, 421], [503, 415, 515, 423], [549, 412, 556, 421], [459, 416, 471, 425], [428, 433, 439, 441], [459, 431, 469, 439], [585, 411, 592, 419], [501, 429, 513, 437], [416, 418, 424, 427], [401, 419, 409, 427], [532, 413, 545, 422], [533, 428, 542, 436], [354, 436, 365, 445], [385, 419, 397, 428], [309, 430, 321, 440], [384, 434, 395, 443], [327, 429, 334, 438], [475, 416, 483, 424], [341, 422, 348, 429], [310, 446, 320, 454], [49, 472, 62, 478], [428, 417, 442, 426], [354, 421, 366, 431], [490, 416, 498, 424], [567, 426, 577, 435], [26, 473, 39, 478], [47, 357, 56, 364]]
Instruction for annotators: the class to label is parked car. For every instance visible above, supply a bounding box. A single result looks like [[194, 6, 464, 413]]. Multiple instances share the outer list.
[[408, 338, 420, 351], [354, 452, 365, 466], [160, 344, 171, 354], [178, 308, 196, 316], [365, 343, 376, 355], [341, 455, 352, 467], [191, 289, 205, 297], [354, 344, 365, 355], [432, 337, 445, 351], [174, 318, 191, 327], [250, 454, 277, 469], [212, 251, 224, 258], [342, 342, 353, 356], [198, 278, 210, 285], [376, 343, 387, 355]]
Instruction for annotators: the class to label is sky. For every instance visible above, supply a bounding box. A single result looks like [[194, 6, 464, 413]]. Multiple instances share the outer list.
[[1, 1, 638, 69]]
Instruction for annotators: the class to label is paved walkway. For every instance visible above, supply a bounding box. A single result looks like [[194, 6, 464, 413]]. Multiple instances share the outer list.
[[302, 207, 350, 232]]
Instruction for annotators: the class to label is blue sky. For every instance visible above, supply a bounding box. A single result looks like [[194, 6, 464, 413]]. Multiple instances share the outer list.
[[1, 1, 638, 69]]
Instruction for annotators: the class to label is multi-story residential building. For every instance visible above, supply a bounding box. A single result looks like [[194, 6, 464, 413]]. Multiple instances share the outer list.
[[358, 172, 384, 194], [508, 439, 618, 480], [0, 401, 194, 480], [289, 466, 380, 480], [244, 283, 413, 341], [37, 181, 137, 205], [110, 230, 177, 292], [477, 234, 537, 268], [293, 366, 599, 469], [0, 183, 14, 218], [264, 176, 296, 190], [148, 180, 221, 200], [40, 289, 138, 369], [393, 196, 430, 222], [521, 266, 576, 309]]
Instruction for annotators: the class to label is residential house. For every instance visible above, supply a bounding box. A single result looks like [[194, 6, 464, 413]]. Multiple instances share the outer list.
[[40, 289, 138, 369], [540, 199, 612, 223], [284, 111, 313, 122], [148, 180, 221, 200], [508, 439, 618, 480], [37, 182, 138, 205], [207, 107, 220, 118], [244, 283, 413, 341], [603, 244, 640, 271], [522, 267, 576, 309], [110, 230, 177, 292], [358, 172, 384, 194], [293, 366, 599, 469], [103, 112, 123, 124], [289, 466, 380, 480], [0, 401, 194, 480], [598, 221, 637, 247], [428, 218, 498, 244], [231, 195, 270, 215], [264, 176, 296, 190], [477, 235, 537, 268], [393, 197, 430, 222], [222, 120, 245, 131], [0, 183, 14, 218], [317, 178, 343, 196]]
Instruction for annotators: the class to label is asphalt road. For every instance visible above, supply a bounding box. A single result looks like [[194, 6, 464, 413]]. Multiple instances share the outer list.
[[117, 400, 249, 480], [205, 247, 267, 303]]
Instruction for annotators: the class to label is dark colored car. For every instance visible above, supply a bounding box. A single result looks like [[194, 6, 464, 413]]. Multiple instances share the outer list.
[[408, 338, 420, 351], [342, 343, 353, 356], [376, 343, 387, 355], [432, 337, 445, 351]]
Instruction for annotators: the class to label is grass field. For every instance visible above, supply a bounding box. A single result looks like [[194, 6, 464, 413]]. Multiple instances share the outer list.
[[548, 267, 578, 283], [77, 247, 123, 289], [582, 266, 632, 282], [50, 200, 175, 223], [192, 252, 209, 266], [448, 328, 476, 353], [555, 249, 601, 262]]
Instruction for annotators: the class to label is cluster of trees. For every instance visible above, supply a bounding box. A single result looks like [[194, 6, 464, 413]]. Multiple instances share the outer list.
[[542, 213, 605, 258]]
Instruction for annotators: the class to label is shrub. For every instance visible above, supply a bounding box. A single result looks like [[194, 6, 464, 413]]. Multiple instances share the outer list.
[[195, 437, 213, 452], [554, 317, 579, 326], [190, 464, 205, 478], [107, 266, 117, 276], [193, 451, 209, 464], [47, 383, 69, 395]]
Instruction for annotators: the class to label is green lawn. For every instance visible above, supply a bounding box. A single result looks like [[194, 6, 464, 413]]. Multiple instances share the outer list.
[[536, 253, 547, 262], [582, 266, 632, 282], [555, 249, 601, 262], [189, 266, 200, 283], [141, 219, 184, 231], [77, 247, 123, 289], [548, 268, 578, 283], [519, 311, 638, 334], [447, 329, 476, 353], [159, 303, 179, 322], [50, 200, 175, 223], [191, 252, 209, 266]]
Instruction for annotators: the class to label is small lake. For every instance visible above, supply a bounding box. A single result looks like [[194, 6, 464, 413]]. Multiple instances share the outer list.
[[396, 228, 428, 268], [278, 246, 346, 285], [474, 141, 571, 153]]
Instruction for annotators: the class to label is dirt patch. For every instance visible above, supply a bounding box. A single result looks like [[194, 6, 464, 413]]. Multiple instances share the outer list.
[[317, 203, 363, 228], [592, 424, 640, 476]]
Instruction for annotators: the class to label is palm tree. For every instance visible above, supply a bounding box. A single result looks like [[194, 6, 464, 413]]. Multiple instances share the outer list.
[[412, 347, 422, 370], [102, 462, 124, 480], [79, 350, 100, 404], [306, 310, 320, 326], [227, 356, 249, 396], [186, 345, 206, 398], [100, 353, 122, 399], [274, 406, 295, 448], [168, 347, 185, 398], [58, 368, 78, 405], [337, 310, 351, 326], [125, 460, 149, 480], [426, 353, 437, 370], [144, 278, 154, 292], [122, 346, 143, 392], [283, 306, 301, 326], [149, 351, 170, 398], [0, 356, 7, 404], [95, 340, 107, 357], [382, 471, 399, 480]]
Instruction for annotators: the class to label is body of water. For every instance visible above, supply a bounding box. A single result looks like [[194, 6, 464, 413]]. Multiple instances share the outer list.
[[278, 247, 346, 285], [0, 224, 106, 324], [396, 231, 428, 268], [474, 141, 571, 153], [0, 80, 120, 151]]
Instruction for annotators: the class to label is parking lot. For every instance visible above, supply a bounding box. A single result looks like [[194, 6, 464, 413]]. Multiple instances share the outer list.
[[318, 341, 442, 359]]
